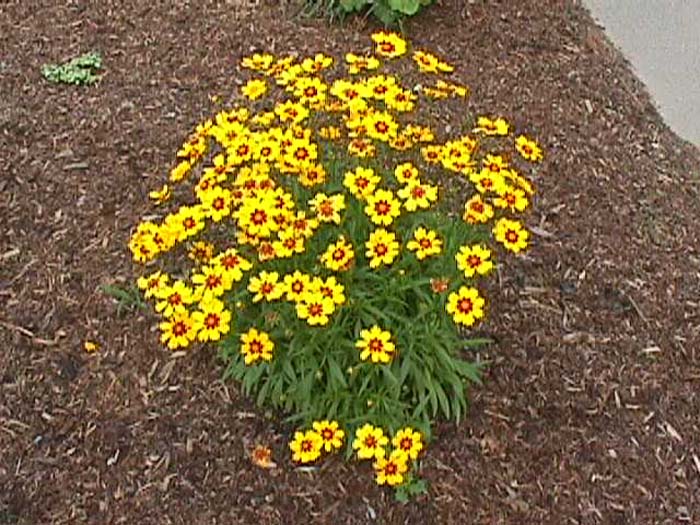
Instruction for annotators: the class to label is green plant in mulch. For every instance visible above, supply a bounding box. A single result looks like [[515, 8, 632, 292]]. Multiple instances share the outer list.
[[127, 30, 544, 496], [41, 51, 102, 85], [302, 0, 434, 25]]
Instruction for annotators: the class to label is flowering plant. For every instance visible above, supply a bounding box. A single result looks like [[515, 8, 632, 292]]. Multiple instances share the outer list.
[[129, 30, 543, 491]]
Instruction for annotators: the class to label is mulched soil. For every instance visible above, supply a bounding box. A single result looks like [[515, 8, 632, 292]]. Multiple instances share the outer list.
[[2, 1, 699, 523]]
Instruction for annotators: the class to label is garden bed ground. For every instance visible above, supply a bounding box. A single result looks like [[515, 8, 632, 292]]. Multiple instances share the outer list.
[[1, 1, 699, 523]]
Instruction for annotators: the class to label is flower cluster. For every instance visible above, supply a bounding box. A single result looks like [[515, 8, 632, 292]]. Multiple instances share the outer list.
[[128, 30, 544, 491]]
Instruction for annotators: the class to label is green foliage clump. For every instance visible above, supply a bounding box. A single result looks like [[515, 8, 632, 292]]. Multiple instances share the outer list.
[[303, 0, 434, 25], [41, 51, 102, 86]]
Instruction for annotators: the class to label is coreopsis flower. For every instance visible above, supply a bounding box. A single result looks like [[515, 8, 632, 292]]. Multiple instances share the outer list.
[[293, 76, 327, 108], [420, 145, 443, 164], [282, 271, 312, 303], [493, 185, 529, 212], [312, 420, 345, 452], [404, 124, 435, 143], [515, 135, 544, 162], [463, 194, 495, 224], [169, 160, 192, 183], [192, 298, 232, 342], [384, 87, 416, 112], [137, 270, 170, 299], [365, 228, 400, 269], [430, 277, 450, 294], [250, 444, 276, 469], [240, 328, 275, 365], [353, 424, 388, 460], [455, 245, 494, 278], [290, 211, 318, 239], [473, 116, 510, 136], [199, 186, 233, 222], [373, 450, 409, 486], [413, 50, 442, 73], [149, 184, 171, 205], [311, 276, 346, 306], [422, 86, 450, 99], [251, 111, 276, 127], [299, 163, 328, 187], [274, 100, 309, 124], [446, 286, 486, 327], [364, 111, 398, 142], [309, 192, 345, 224], [248, 271, 284, 302], [397, 180, 438, 212], [213, 248, 253, 282], [241, 52, 274, 71], [365, 74, 398, 100], [296, 293, 335, 326], [393, 162, 419, 185], [345, 53, 380, 75], [364, 189, 401, 227], [371, 31, 407, 58], [236, 195, 278, 239], [320, 236, 355, 272], [481, 154, 509, 176], [187, 241, 215, 264], [356, 325, 396, 364], [284, 138, 318, 167], [343, 166, 380, 200], [469, 170, 507, 195], [504, 169, 535, 195], [348, 138, 376, 158], [301, 53, 333, 74], [192, 263, 230, 300], [241, 78, 268, 101], [493, 218, 530, 253], [166, 205, 207, 242], [83, 341, 99, 353], [272, 231, 305, 259], [159, 310, 198, 350], [406, 227, 442, 260], [289, 430, 323, 464], [155, 280, 195, 318]]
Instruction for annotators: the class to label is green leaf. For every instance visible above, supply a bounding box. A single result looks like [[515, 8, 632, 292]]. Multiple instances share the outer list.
[[339, 0, 367, 12], [388, 0, 420, 15]]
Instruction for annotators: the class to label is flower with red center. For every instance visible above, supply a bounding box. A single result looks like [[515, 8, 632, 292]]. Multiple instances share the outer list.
[[289, 430, 323, 463], [365, 189, 401, 226], [355, 325, 396, 364], [312, 420, 345, 452], [455, 244, 494, 278], [309, 192, 346, 224], [371, 31, 407, 58], [159, 310, 197, 350], [373, 450, 409, 486], [352, 423, 388, 460], [283, 270, 312, 302], [240, 327, 274, 365], [365, 228, 399, 269], [493, 218, 530, 253], [296, 292, 335, 326], [446, 286, 486, 327], [398, 180, 438, 212], [320, 236, 355, 272], [406, 227, 442, 260], [247, 270, 283, 302], [515, 135, 544, 162], [392, 427, 424, 460], [192, 298, 231, 342]]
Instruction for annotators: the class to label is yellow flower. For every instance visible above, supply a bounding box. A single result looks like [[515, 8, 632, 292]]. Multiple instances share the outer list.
[[348, 138, 376, 158], [371, 31, 407, 58], [309, 192, 345, 224], [296, 293, 335, 326], [344, 53, 380, 75], [455, 245, 494, 278], [240, 327, 275, 365], [392, 427, 424, 460], [199, 186, 233, 222], [274, 100, 309, 124], [213, 248, 253, 282], [293, 76, 327, 108], [493, 218, 530, 253], [155, 280, 195, 318], [515, 135, 544, 162], [364, 189, 401, 227], [169, 160, 192, 183], [393, 162, 419, 184], [137, 270, 170, 300], [159, 310, 198, 350], [241, 78, 268, 101], [83, 341, 99, 353], [289, 430, 323, 464], [188, 241, 215, 264], [463, 194, 495, 224], [192, 298, 232, 343], [320, 236, 355, 272], [493, 185, 529, 212], [365, 228, 400, 269], [343, 166, 380, 200], [397, 180, 438, 211], [446, 286, 486, 327], [311, 276, 346, 306], [241, 52, 274, 71], [406, 227, 442, 260], [373, 449, 409, 486], [248, 271, 284, 302], [312, 420, 345, 452], [149, 184, 171, 205], [413, 50, 441, 73], [473, 116, 510, 136], [363, 111, 398, 142], [355, 325, 396, 364], [283, 271, 312, 303], [301, 53, 334, 74], [353, 424, 389, 460]]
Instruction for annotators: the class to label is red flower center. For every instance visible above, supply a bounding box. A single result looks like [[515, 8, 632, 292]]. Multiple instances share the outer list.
[[309, 304, 324, 316], [173, 321, 187, 336], [205, 314, 220, 329], [419, 238, 432, 249], [369, 339, 383, 352], [468, 255, 482, 268], [332, 249, 346, 261], [400, 437, 413, 451], [168, 293, 182, 305], [206, 275, 222, 289], [458, 298, 473, 314], [250, 341, 262, 354], [505, 230, 519, 243], [261, 283, 273, 295], [364, 436, 377, 448], [374, 244, 388, 256], [375, 201, 390, 215], [385, 462, 397, 475], [251, 210, 267, 225], [411, 186, 425, 198], [302, 440, 314, 452]]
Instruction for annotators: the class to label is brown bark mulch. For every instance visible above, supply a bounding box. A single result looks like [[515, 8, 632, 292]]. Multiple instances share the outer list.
[[1, 1, 699, 523]]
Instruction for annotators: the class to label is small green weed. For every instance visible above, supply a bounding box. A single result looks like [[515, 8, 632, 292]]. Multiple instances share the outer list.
[[101, 283, 148, 314], [41, 51, 102, 86]]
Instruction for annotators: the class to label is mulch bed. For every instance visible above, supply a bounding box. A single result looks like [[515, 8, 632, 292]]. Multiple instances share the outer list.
[[1, 1, 699, 523]]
